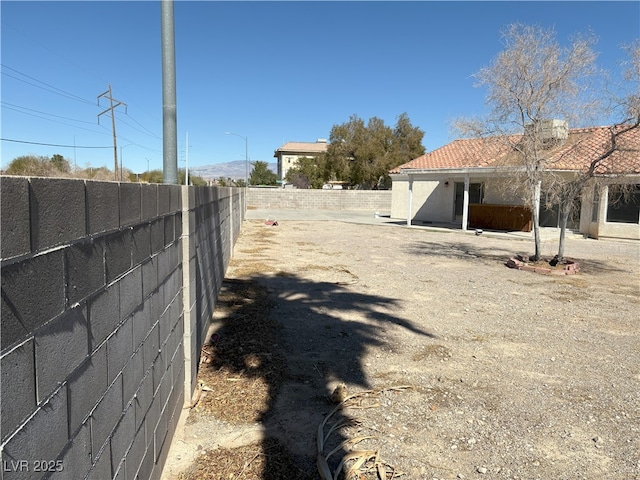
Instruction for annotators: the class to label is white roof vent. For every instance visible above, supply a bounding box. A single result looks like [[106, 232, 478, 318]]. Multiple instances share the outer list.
[[316, 138, 327, 143], [540, 119, 568, 141], [525, 119, 568, 142]]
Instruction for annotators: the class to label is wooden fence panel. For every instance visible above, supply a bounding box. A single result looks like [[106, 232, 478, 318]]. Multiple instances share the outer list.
[[469, 204, 532, 232]]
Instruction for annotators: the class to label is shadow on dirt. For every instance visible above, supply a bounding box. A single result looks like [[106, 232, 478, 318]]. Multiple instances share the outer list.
[[404, 239, 516, 263], [196, 272, 435, 479], [403, 239, 630, 275]]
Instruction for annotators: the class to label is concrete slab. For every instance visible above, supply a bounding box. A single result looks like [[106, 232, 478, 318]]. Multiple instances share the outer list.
[[244, 208, 584, 242]]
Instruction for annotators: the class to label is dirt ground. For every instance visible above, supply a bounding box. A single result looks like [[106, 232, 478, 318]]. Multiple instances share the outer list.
[[163, 218, 640, 480]]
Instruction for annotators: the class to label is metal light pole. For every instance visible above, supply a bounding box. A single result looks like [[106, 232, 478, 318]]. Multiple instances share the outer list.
[[225, 132, 248, 186], [73, 135, 77, 170], [120, 144, 134, 181], [161, 0, 178, 184], [185, 131, 189, 185]]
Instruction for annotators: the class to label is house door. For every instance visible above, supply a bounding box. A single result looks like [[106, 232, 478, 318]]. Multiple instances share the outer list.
[[454, 182, 484, 221]]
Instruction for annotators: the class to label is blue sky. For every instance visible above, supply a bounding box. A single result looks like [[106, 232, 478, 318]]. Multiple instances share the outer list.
[[1, 1, 639, 176]]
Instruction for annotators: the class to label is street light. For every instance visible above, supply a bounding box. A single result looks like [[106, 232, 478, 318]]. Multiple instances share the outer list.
[[225, 132, 248, 186], [120, 144, 134, 181], [73, 135, 77, 170]]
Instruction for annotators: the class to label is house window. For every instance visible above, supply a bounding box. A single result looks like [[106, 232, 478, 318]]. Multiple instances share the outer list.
[[606, 184, 640, 224]]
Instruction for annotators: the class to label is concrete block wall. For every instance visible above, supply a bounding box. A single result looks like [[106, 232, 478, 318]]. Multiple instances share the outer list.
[[181, 187, 244, 396], [1, 177, 245, 480], [246, 187, 392, 211]]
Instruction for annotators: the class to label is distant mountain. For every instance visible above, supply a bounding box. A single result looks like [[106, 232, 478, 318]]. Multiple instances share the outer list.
[[190, 160, 277, 180]]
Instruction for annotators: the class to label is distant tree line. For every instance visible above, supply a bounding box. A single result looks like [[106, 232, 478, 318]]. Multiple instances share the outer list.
[[2, 154, 208, 185], [3, 113, 424, 190]]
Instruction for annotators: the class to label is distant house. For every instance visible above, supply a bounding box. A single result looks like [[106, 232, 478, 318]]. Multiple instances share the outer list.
[[390, 123, 640, 240], [274, 139, 329, 183]]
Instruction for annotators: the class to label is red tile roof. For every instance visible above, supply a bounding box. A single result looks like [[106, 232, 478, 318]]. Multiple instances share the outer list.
[[390, 125, 640, 175]]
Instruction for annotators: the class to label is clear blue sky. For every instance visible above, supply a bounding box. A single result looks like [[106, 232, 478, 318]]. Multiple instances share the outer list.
[[1, 1, 639, 175]]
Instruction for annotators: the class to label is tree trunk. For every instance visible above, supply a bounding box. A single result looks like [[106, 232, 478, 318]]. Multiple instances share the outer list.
[[532, 180, 542, 261], [557, 202, 571, 262], [532, 208, 542, 261]]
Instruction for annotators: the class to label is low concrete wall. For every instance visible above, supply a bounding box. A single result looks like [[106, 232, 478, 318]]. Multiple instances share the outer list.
[[0, 177, 244, 480], [247, 187, 391, 211]]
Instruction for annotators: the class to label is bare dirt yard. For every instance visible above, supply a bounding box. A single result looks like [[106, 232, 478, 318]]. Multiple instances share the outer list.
[[163, 219, 639, 480]]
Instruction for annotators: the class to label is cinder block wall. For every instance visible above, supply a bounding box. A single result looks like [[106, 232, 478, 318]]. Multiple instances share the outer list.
[[0, 177, 244, 480], [246, 187, 392, 211], [182, 187, 244, 397]]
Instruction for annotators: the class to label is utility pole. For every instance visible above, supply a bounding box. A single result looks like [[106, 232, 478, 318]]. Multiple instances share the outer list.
[[98, 84, 127, 181], [161, 0, 178, 184], [185, 131, 189, 185]]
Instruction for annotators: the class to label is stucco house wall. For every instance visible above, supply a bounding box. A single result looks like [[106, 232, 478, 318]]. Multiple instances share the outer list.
[[390, 125, 639, 240], [391, 174, 525, 224], [273, 140, 328, 182], [391, 175, 451, 222], [583, 180, 640, 240], [394, 171, 640, 239]]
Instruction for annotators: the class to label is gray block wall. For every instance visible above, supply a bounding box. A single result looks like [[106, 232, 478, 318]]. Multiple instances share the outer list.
[[0, 177, 245, 480], [181, 186, 244, 401], [246, 187, 392, 211]]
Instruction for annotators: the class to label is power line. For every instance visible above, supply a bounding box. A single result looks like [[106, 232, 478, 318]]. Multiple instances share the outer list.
[[2, 104, 161, 155], [2, 19, 163, 140], [1, 138, 112, 148], [0, 21, 110, 89], [1, 65, 96, 106], [2, 104, 114, 137], [2, 65, 162, 156], [118, 115, 162, 140], [1, 101, 97, 124], [122, 113, 162, 139], [3, 65, 161, 140]]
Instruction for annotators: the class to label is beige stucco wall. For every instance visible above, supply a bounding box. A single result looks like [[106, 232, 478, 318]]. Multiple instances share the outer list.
[[392, 172, 639, 240], [586, 182, 640, 240], [390, 176, 409, 219], [280, 154, 305, 181], [483, 179, 525, 205], [413, 180, 455, 222], [596, 221, 640, 239], [391, 174, 524, 223], [391, 175, 452, 222]]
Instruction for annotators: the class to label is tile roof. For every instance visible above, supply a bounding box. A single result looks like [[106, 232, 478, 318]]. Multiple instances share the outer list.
[[390, 125, 640, 175], [274, 141, 329, 155]]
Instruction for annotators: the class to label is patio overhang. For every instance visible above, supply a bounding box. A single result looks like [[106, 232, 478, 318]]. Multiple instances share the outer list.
[[395, 166, 526, 230], [391, 166, 524, 179]]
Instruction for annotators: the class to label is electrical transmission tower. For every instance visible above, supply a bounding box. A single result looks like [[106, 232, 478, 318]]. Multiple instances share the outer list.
[[98, 84, 127, 180]]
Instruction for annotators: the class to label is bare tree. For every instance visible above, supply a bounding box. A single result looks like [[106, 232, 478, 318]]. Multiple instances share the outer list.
[[543, 40, 640, 260], [546, 125, 639, 260], [456, 23, 599, 260]]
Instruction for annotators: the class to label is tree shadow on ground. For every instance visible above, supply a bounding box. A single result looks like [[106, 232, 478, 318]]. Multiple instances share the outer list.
[[403, 239, 631, 275], [403, 239, 518, 263], [194, 273, 435, 479]]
